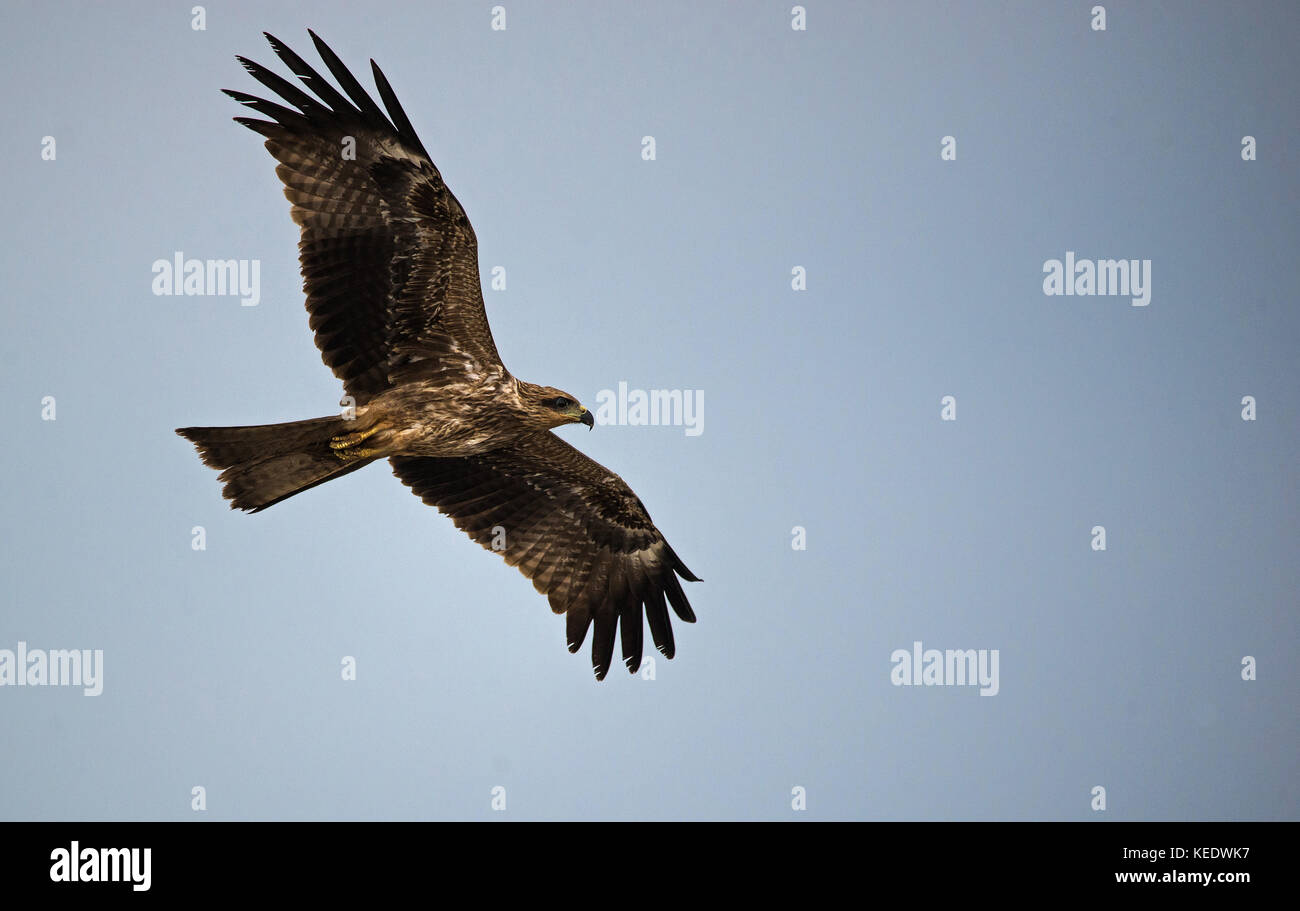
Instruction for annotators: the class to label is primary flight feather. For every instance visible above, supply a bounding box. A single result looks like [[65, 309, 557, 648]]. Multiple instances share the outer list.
[[177, 31, 699, 680]]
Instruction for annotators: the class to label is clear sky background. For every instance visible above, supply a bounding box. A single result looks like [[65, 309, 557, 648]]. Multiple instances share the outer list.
[[1, 1, 1296, 820]]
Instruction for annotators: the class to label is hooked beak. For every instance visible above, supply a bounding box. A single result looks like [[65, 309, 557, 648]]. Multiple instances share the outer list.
[[579, 407, 594, 429]]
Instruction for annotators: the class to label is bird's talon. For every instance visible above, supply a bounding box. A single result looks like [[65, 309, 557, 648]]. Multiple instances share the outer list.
[[330, 427, 379, 450]]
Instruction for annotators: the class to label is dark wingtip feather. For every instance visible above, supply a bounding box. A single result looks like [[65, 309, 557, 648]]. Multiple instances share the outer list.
[[664, 572, 697, 623], [261, 32, 288, 62], [235, 55, 319, 114], [565, 609, 590, 654], [264, 30, 355, 115], [644, 587, 675, 660], [619, 598, 644, 675], [590, 614, 617, 682], [667, 543, 702, 582], [232, 116, 280, 137], [308, 30, 388, 121], [369, 58, 430, 157], [222, 89, 301, 124]]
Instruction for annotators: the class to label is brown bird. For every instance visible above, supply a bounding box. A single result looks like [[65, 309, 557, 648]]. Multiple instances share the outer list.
[[177, 31, 699, 680]]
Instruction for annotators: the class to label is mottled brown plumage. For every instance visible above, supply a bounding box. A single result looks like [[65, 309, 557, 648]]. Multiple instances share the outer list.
[[176, 31, 699, 679]]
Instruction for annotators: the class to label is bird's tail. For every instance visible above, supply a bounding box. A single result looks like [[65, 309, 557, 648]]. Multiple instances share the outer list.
[[176, 416, 378, 512]]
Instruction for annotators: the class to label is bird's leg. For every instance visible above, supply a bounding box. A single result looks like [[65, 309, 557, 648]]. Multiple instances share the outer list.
[[330, 424, 383, 461]]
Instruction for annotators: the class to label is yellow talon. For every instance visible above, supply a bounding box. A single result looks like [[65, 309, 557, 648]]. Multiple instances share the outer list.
[[330, 426, 379, 450], [330, 425, 386, 461], [336, 447, 379, 461]]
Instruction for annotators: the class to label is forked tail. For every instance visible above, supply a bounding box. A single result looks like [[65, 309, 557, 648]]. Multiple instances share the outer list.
[[176, 416, 377, 512]]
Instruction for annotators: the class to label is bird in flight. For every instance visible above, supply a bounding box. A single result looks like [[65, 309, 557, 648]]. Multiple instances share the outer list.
[[177, 31, 699, 680]]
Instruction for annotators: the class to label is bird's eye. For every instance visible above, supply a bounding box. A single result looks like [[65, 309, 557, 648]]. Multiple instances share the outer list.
[[550, 397, 571, 409]]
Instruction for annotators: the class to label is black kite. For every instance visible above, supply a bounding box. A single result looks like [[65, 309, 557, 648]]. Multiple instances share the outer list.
[[177, 32, 699, 680]]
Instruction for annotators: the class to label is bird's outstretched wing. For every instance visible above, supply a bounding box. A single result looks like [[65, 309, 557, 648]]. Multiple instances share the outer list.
[[391, 434, 700, 680], [228, 30, 501, 402]]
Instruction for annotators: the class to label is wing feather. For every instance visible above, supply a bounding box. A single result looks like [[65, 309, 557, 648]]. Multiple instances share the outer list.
[[391, 433, 700, 680], [308, 30, 389, 121], [227, 32, 502, 402]]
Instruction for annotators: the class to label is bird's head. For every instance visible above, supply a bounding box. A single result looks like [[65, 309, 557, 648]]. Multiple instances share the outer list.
[[521, 384, 594, 431]]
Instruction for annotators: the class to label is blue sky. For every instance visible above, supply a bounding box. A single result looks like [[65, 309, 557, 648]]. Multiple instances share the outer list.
[[1, 1, 1296, 820]]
